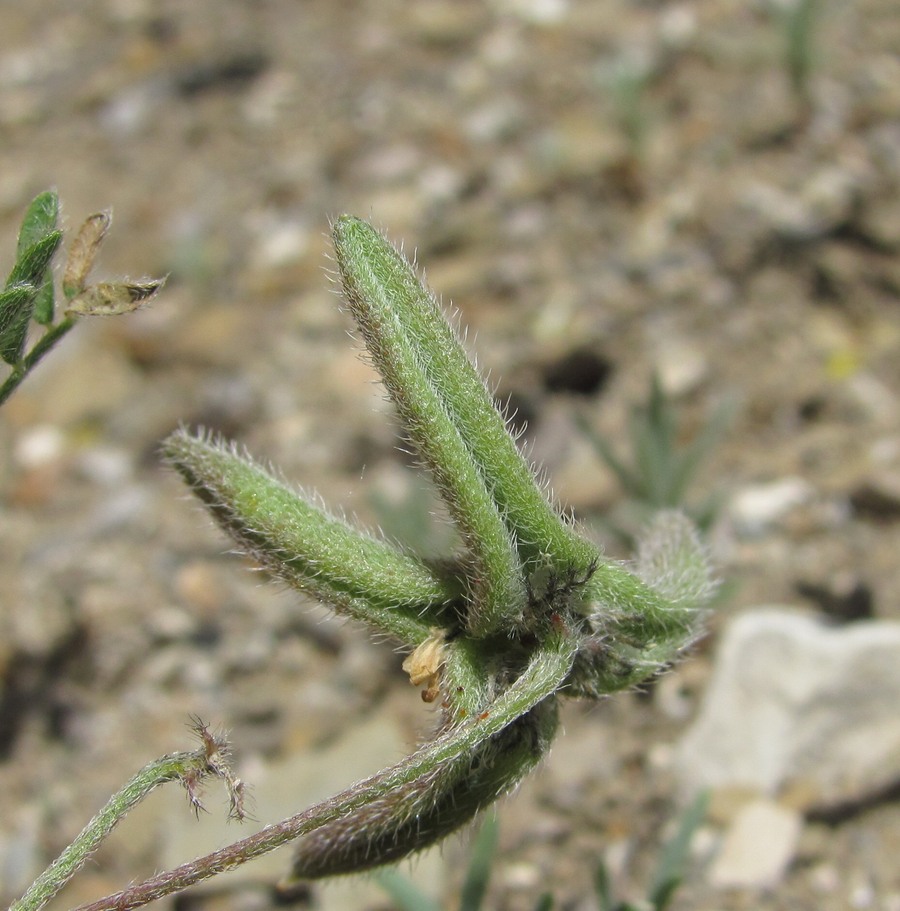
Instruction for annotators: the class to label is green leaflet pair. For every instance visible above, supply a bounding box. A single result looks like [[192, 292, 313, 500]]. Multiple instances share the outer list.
[[0, 190, 164, 408], [164, 216, 714, 881]]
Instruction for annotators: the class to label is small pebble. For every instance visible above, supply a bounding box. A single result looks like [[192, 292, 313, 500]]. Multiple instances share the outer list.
[[13, 425, 65, 469], [709, 798, 802, 889], [728, 478, 814, 536]]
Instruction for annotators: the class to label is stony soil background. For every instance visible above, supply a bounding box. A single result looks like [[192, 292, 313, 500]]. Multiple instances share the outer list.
[[1, 2, 899, 910]]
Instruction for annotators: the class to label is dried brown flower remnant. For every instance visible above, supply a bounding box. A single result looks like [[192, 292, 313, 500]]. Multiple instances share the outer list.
[[402, 628, 447, 702]]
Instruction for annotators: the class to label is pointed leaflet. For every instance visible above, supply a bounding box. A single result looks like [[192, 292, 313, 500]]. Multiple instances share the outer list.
[[0, 284, 38, 364], [163, 429, 460, 645], [331, 217, 599, 579], [6, 193, 62, 322], [31, 270, 56, 326], [16, 191, 60, 325], [3, 208, 63, 358], [332, 216, 527, 637], [16, 191, 59, 255], [65, 278, 165, 317], [1, 232, 62, 363]]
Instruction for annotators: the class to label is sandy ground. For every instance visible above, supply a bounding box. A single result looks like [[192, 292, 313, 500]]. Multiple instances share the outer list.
[[1, 2, 900, 909]]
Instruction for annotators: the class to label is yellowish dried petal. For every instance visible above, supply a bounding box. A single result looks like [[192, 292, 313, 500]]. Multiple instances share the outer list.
[[402, 628, 446, 702], [63, 210, 111, 297], [65, 278, 165, 317]]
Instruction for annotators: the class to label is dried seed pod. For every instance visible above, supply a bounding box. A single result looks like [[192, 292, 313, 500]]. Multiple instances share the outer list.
[[282, 699, 558, 882]]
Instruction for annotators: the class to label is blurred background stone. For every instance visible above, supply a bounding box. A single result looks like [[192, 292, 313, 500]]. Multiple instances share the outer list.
[[676, 609, 900, 812], [1, 1, 898, 909]]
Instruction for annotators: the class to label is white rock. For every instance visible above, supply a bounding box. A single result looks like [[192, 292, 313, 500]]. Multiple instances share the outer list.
[[13, 424, 65, 468], [709, 798, 802, 889], [658, 5, 697, 49], [76, 445, 133, 486], [741, 165, 866, 242], [727, 478, 813, 535], [494, 0, 569, 25], [675, 609, 900, 810], [653, 338, 709, 397], [248, 214, 311, 269]]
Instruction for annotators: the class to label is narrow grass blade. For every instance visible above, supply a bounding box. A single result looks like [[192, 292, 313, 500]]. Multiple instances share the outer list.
[[647, 790, 708, 911], [375, 869, 442, 911], [574, 410, 642, 498], [668, 397, 733, 507], [594, 858, 615, 911], [459, 813, 499, 911]]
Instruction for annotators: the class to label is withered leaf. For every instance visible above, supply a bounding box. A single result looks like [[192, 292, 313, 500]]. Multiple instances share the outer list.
[[63, 210, 112, 298], [65, 278, 166, 317]]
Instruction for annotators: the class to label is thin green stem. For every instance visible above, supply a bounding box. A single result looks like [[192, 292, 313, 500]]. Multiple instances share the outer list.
[[0, 317, 75, 408], [70, 631, 577, 911], [11, 750, 211, 911]]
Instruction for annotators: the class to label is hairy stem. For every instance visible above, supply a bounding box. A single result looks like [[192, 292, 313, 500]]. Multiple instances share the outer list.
[[70, 631, 576, 911], [11, 746, 222, 911]]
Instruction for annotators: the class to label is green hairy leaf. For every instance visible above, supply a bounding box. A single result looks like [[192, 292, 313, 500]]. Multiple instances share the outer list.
[[50, 214, 714, 911], [7, 229, 63, 292], [162, 216, 714, 884], [16, 190, 59, 255], [0, 283, 38, 364]]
